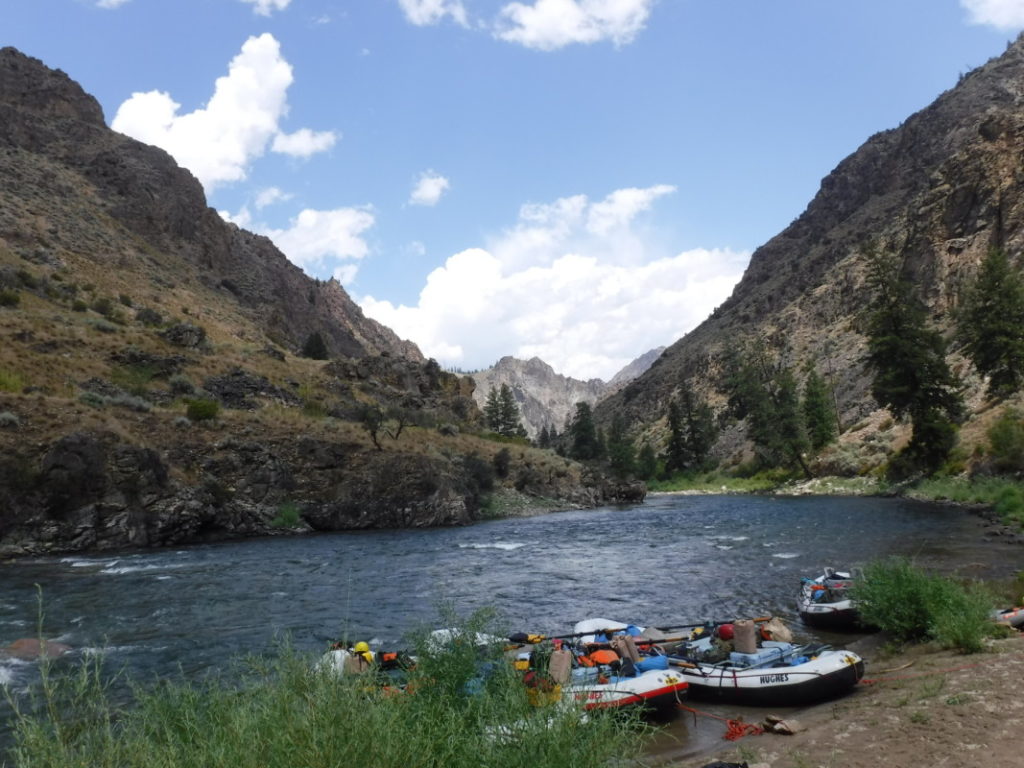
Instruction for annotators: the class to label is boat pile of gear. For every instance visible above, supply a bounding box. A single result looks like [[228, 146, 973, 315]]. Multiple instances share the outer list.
[[323, 611, 865, 714]]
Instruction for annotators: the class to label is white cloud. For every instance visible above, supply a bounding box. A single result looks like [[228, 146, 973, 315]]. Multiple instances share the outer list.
[[111, 34, 335, 192], [496, 0, 654, 50], [961, 0, 1024, 28], [360, 186, 749, 380], [263, 207, 375, 272], [96, 0, 131, 8], [241, 0, 292, 16], [409, 171, 451, 206], [272, 128, 338, 157], [333, 264, 360, 286], [255, 187, 292, 209], [398, 0, 468, 26], [218, 206, 253, 228]]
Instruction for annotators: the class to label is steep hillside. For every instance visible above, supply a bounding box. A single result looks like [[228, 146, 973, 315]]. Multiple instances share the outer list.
[[599, 35, 1024, 468], [0, 48, 639, 557]]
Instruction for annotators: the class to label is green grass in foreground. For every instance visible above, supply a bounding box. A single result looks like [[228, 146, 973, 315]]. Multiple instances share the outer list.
[[4, 611, 646, 768]]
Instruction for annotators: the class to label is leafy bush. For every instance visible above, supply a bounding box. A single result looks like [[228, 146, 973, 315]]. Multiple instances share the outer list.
[[135, 307, 163, 327], [168, 374, 195, 395], [106, 393, 152, 413], [853, 558, 995, 653], [186, 398, 220, 422], [78, 391, 107, 409], [271, 502, 301, 528], [110, 364, 156, 396], [71, 298, 88, 312], [988, 409, 1024, 472], [118, 293, 133, 307], [91, 296, 114, 316], [492, 448, 511, 479], [0, 289, 21, 307], [301, 331, 329, 360], [0, 369, 25, 393]]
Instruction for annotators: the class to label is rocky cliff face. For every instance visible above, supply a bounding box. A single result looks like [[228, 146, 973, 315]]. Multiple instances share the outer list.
[[0, 47, 419, 361], [471, 350, 666, 438], [472, 357, 608, 437], [598, 36, 1024, 466]]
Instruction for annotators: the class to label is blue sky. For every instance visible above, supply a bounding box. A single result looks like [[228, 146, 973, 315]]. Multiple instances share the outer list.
[[3, 0, 1022, 379]]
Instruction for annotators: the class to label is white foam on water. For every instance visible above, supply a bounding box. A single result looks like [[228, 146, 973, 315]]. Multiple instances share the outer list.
[[0, 657, 29, 687], [715, 545, 733, 551], [772, 552, 799, 559], [710, 535, 749, 542], [101, 563, 188, 575], [155, 576, 173, 581], [457, 542, 526, 551]]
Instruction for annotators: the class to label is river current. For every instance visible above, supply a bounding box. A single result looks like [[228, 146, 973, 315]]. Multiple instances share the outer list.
[[1, 493, 1020, 756]]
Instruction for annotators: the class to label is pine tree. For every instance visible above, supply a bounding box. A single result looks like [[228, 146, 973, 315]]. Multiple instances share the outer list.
[[958, 248, 1024, 397], [680, 388, 718, 470], [865, 246, 963, 476], [538, 425, 551, 449], [606, 415, 635, 479], [497, 384, 524, 437], [802, 368, 837, 451], [569, 401, 599, 460], [665, 399, 687, 474], [301, 331, 329, 360], [636, 443, 658, 481], [483, 386, 501, 432]]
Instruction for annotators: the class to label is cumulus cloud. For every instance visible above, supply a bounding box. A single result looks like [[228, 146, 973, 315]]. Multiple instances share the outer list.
[[111, 34, 335, 192], [96, 0, 131, 8], [961, 0, 1024, 28], [272, 128, 338, 157], [496, 0, 654, 50], [409, 171, 451, 206], [360, 186, 749, 380], [398, 0, 468, 26], [241, 0, 292, 15], [263, 207, 375, 272], [255, 187, 292, 209]]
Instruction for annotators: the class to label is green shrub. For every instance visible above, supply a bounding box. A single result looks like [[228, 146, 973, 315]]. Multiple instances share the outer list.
[[118, 293, 133, 307], [0, 411, 20, 429], [0, 289, 21, 307], [91, 296, 114, 316], [110, 364, 156, 396], [0, 369, 25, 393], [988, 409, 1024, 472], [853, 558, 995, 653], [271, 502, 301, 528], [78, 391, 107, 409], [135, 307, 163, 327], [16, 268, 38, 289], [71, 298, 88, 312], [186, 398, 220, 422], [168, 374, 195, 396]]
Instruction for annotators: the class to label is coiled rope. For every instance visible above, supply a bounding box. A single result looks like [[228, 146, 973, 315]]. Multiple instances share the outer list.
[[677, 703, 764, 741]]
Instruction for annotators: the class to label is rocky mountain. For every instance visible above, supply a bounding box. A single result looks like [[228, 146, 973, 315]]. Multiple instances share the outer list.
[[607, 347, 666, 392], [0, 47, 419, 362], [471, 349, 666, 438], [471, 357, 607, 438], [598, 35, 1024, 470], [0, 48, 641, 557]]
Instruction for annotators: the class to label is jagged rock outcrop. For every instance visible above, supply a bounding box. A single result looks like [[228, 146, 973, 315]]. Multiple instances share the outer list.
[[471, 350, 665, 438], [0, 46, 419, 361], [472, 357, 607, 438], [598, 35, 1024, 463]]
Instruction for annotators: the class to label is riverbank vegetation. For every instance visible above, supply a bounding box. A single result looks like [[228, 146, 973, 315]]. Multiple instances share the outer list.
[[4, 611, 645, 768], [852, 558, 999, 654]]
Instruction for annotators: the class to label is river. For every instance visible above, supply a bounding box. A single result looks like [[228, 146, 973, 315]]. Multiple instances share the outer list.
[[0, 494, 1018, 759]]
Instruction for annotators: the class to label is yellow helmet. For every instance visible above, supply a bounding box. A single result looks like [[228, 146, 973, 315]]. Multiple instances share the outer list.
[[353, 641, 370, 653]]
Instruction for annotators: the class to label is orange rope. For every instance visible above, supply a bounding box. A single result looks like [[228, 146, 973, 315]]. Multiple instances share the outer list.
[[677, 703, 764, 741]]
